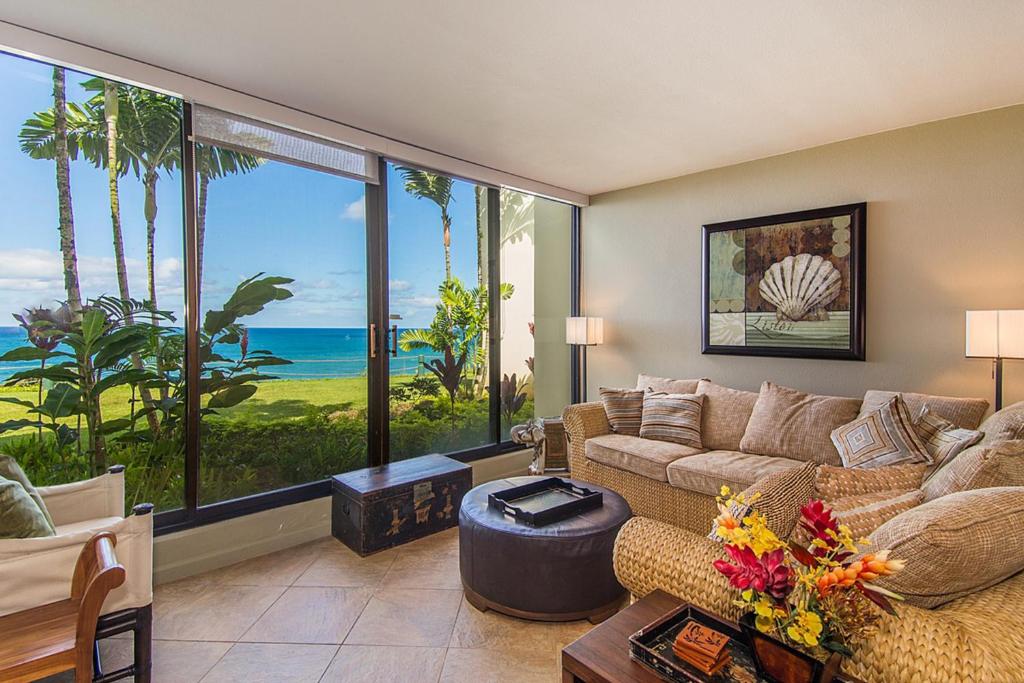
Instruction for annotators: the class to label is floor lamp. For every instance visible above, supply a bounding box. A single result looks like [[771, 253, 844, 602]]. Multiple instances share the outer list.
[[566, 316, 603, 403], [966, 309, 1024, 411]]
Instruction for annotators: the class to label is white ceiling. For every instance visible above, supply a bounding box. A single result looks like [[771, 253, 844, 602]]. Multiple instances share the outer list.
[[3, 1, 1024, 196]]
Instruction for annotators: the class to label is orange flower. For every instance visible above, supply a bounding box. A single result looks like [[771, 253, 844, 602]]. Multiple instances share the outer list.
[[859, 550, 905, 580], [817, 551, 904, 595]]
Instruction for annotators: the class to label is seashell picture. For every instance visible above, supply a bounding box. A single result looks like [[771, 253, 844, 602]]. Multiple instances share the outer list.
[[702, 203, 866, 360]]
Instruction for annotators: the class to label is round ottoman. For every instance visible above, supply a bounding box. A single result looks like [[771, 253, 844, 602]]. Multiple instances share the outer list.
[[459, 476, 632, 623]]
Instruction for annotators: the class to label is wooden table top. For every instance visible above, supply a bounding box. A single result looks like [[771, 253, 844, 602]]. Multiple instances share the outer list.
[[562, 589, 683, 682]]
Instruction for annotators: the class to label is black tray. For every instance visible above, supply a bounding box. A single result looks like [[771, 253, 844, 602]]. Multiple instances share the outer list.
[[629, 603, 767, 683], [487, 477, 602, 526]]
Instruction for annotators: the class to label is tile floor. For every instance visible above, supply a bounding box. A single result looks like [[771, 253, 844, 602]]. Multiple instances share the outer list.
[[50, 527, 599, 682]]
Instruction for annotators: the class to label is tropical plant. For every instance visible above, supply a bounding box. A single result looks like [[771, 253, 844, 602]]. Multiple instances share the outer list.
[[399, 278, 512, 429], [396, 167, 455, 280], [499, 372, 527, 426], [20, 67, 84, 310], [194, 143, 263, 284]]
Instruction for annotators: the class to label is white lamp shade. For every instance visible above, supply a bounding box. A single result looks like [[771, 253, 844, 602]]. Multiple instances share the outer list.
[[966, 310, 1024, 359], [566, 316, 604, 345]]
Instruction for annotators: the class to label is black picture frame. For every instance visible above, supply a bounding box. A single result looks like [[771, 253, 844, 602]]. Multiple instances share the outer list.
[[701, 202, 866, 361]]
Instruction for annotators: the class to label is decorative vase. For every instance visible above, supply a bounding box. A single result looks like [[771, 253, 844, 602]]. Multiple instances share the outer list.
[[738, 614, 842, 683]]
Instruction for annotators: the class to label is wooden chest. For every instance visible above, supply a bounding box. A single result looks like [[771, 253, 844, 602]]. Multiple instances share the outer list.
[[543, 417, 568, 470], [331, 454, 472, 556]]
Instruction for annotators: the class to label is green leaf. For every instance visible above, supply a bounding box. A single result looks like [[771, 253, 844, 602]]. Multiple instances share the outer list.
[[51, 423, 78, 448], [241, 356, 292, 368], [207, 384, 258, 408], [4, 365, 79, 385], [93, 331, 149, 368], [0, 346, 51, 362], [0, 419, 37, 433], [33, 383, 82, 419], [96, 417, 134, 434], [0, 396, 38, 410], [80, 308, 108, 346], [94, 368, 156, 394], [203, 309, 237, 336]]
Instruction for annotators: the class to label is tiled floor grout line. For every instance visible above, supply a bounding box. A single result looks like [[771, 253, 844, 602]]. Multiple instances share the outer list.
[[314, 644, 343, 683]]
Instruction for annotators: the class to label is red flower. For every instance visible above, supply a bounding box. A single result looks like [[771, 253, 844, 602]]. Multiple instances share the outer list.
[[799, 499, 843, 557], [240, 328, 249, 359], [713, 545, 792, 600]]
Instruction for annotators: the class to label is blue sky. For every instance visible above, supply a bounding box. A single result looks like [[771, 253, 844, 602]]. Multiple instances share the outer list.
[[0, 51, 481, 329]]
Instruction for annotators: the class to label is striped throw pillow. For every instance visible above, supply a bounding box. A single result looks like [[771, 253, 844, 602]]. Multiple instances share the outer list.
[[599, 387, 645, 436], [831, 395, 932, 468], [639, 392, 704, 448], [914, 405, 984, 476]]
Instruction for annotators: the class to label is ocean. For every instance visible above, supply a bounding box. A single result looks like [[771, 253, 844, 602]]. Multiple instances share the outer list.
[[0, 327, 441, 381]]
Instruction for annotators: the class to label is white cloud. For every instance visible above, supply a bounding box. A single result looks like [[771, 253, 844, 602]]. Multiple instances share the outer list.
[[388, 279, 411, 292], [341, 199, 365, 221]]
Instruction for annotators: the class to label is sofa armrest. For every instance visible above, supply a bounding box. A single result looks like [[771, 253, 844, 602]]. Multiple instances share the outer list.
[[0, 510, 153, 617], [563, 401, 611, 473], [37, 466, 126, 525], [615, 516, 1023, 683]]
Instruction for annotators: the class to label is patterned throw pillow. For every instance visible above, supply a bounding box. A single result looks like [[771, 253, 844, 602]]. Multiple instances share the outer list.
[[791, 489, 924, 546], [710, 461, 818, 541], [922, 439, 1024, 502], [599, 387, 644, 436], [978, 401, 1024, 445], [640, 392, 704, 448], [814, 462, 927, 500], [914, 405, 984, 476], [830, 396, 932, 468], [635, 374, 703, 395]]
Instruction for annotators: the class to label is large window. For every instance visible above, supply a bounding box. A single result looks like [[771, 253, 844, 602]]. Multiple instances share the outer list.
[[0, 49, 578, 529], [0, 55, 186, 511]]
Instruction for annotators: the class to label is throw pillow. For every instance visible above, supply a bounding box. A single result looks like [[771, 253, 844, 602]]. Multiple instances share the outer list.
[[859, 390, 989, 430], [978, 400, 1024, 445], [830, 395, 932, 469], [639, 392, 704, 448], [710, 461, 817, 542], [635, 373, 703, 395], [599, 387, 645, 436], [791, 489, 924, 547], [922, 439, 1024, 502], [869, 487, 1024, 608], [695, 380, 758, 451], [0, 476, 55, 539], [0, 454, 54, 532], [814, 462, 927, 500], [914, 405, 984, 476], [739, 382, 861, 466]]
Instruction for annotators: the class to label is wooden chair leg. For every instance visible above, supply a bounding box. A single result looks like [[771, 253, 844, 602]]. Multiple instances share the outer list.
[[134, 604, 153, 683]]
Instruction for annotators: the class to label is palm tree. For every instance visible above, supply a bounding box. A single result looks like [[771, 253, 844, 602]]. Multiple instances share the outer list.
[[101, 81, 131, 302], [19, 68, 84, 311], [194, 144, 263, 285], [396, 167, 454, 280]]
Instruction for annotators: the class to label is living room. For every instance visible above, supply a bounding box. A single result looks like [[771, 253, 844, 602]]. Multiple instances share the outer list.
[[1, 4, 1022, 683]]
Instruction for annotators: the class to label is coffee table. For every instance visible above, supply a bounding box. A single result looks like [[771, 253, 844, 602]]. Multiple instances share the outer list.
[[562, 590, 866, 682], [459, 476, 632, 623]]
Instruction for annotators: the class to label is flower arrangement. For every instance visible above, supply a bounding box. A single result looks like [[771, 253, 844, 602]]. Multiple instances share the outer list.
[[712, 487, 905, 657]]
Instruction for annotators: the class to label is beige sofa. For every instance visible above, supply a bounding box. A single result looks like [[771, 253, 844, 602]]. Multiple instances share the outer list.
[[564, 375, 1024, 683]]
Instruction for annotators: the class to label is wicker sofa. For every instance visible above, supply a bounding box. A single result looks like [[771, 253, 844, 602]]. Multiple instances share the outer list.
[[563, 376, 1024, 683]]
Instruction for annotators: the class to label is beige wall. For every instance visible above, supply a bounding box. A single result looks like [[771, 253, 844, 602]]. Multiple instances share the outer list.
[[582, 105, 1024, 407]]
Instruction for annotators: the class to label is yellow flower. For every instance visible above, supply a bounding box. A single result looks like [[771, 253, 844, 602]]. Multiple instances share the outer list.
[[755, 615, 775, 633], [753, 598, 774, 618], [786, 609, 823, 648], [720, 485, 731, 497]]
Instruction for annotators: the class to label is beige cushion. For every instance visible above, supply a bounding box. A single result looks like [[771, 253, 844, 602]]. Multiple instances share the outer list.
[[914, 405, 984, 477], [696, 380, 758, 451], [830, 395, 931, 469], [635, 374, 702, 395], [667, 450, 804, 497], [0, 478, 54, 539], [599, 387, 644, 436], [922, 439, 1024, 502], [739, 382, 861, 465], [979, 401, 1024, 445], [0, 455, 54, 532], [729, 461, 818, 540], [814, 463, 927, 500], [639, 392, 703, 448], [870, 487, 1024, 608], [585, 434, 703, 482], [793, 489, 924, 546], [860, 390, 988, 430]]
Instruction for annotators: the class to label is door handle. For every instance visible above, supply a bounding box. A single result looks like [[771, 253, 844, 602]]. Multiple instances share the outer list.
[[390, 324, 399, 357], [369, 323, 377, 359]]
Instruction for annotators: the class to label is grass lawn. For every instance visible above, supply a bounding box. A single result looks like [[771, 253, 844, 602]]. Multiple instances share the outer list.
[[0, 376, 400, 438]]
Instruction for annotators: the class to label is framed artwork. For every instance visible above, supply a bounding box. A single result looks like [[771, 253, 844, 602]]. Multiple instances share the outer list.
[[701, 203, 866, 361]]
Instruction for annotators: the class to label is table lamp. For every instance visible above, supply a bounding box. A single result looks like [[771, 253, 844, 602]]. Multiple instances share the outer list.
[[566, 316, 604, 402], [965, 309, 1024, 410]]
